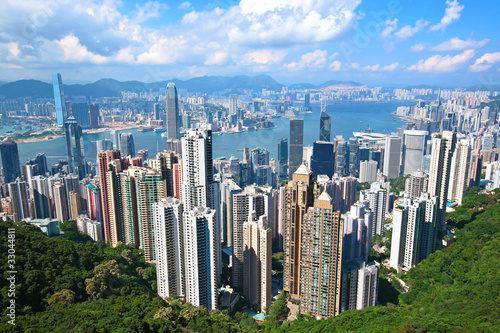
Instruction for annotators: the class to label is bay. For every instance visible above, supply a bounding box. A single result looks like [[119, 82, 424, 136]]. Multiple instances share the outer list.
[[16, 101, 412, 168]]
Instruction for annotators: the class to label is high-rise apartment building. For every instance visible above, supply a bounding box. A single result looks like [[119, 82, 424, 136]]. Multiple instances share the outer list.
[[229, 96, 238, 116], [166, 83, 179, 140], [405, 170, 428, 199], [120, 133, 136, 158], [65, 116, 86, 179], [448, 139, 471, 205], [300, 192, 343, 318], [360, 180, 390, 236], [402, 130, 428, 175], [289, 119, 304, 177], [0, 138, 21, 183], [359, 160, 378, 183], [154, 197, 185, 299], [243, 214, 272, 313], [335, 140, 348, 177], [53, 181, 69, 223], [52, 73, 67, 127], [8, 180, 29, 222], [383, 136, 402, 179]]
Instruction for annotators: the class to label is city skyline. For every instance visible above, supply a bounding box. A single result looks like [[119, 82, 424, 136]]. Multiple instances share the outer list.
[[0, 0, 498, 87]]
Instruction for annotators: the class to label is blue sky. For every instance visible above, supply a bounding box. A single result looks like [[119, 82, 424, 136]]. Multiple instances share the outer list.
[[0, 0, 498, 87]]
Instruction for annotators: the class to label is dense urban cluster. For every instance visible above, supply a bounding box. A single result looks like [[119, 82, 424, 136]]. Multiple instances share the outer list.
[[0, 73, 499, 325]]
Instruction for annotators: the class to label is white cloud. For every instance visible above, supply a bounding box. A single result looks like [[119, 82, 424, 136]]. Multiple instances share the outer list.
[[363, 64, 379, 71], [361, 62, 399, 71], [381, 62, 399, 71], [381, 19, 398, 38], [432, 38, 490, 51], [408, 49, 475, 72], [430, 0, 464, 31], [329, 60, 341, 71], [243, 49, 287, 64], [470, 52, 500, 72], [136, 36, 187, 65], [394, 19, 430, 39], [285, 49, 328, 71], [204, 51, 230, 66], [178, 2, 192, 10], [351, 63, 360, 69], [56, 35, 107, 64], [410, 43, 425, 52]]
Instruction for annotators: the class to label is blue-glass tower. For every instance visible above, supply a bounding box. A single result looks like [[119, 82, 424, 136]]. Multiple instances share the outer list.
[[52, 73, 66, 128]]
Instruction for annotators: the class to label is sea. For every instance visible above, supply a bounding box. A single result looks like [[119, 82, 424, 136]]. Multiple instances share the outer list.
[[16, 101, 413, 167]]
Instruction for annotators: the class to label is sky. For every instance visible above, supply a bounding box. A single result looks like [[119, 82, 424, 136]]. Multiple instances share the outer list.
[[0, 0, 499, 87]]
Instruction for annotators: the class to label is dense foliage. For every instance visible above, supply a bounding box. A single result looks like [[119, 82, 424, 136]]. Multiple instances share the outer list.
[[1, 188, 498, 332]]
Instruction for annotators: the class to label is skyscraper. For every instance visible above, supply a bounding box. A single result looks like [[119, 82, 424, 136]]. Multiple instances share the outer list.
[[110, 130, 121, 150], [65, 117, 86, 179], [360, 180, 390, 236], [320, 111, 332, 142], [154, 103, 161, 121], [311, 141, 335, 178], [96, 139, 113, 152], [276, 137, 288, 179], [402, 130, 428, 175], [448, 139, 471, 205], [166, 82, 179, 140], [405, 170, 428, 199], [72, 103, 91, 128], [0, 138, 21, 183], [229, 96, 238, 116], [348, 137, 360, 177], [53, 181, 70, 223], [300, 191, 343, 318], [383, 136, 402, 179], [359, 160, 378, 183], [120, 133, 136, 158], [289, 119, 304, 177], [154, 197, 185, 299], [335, 140, 348, 177], [8, 180, 29, 222], [52, 73, 67, 127], [89, 103, 100, 128]]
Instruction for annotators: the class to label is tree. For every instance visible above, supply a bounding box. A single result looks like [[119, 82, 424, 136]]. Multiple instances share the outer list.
[[48, 289, 75, 306]]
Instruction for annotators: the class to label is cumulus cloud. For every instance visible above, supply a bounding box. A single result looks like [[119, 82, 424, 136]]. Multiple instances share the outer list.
[[380, 19, 398, 38], [363, 64, 379, 71], [394, 19, 430, 39], [362, 62, 399, 71], [204, 51, 230, 66], [410, 44, 425, 52], [329, 60, 341, 71], [431, 37, 490, 51], [470, 53, 500, 72], [430, 0, 464, 31], [381, 62, 399, 71], [178, 2, 192, 10], [408, 49, 475, 72], [56, 35, 107, 64], [285, 49, 328, 71], [243, 49, 287, 64]]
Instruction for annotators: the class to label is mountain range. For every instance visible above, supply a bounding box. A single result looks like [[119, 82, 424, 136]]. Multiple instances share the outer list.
[[0, 75, 363, 99]]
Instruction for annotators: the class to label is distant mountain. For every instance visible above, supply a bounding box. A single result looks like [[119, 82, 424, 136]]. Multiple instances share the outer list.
[[320, 80, 363, 87], [0, 74, 284, 99], [288, 83, 320, 90], [0, 81, 7, 86]]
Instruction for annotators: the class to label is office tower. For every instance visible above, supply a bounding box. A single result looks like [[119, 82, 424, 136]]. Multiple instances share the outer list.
[[228, 155, 242, 187], [166, 82, 180, 140], [243, 214, 272, 313], [220, 179, 242, 247], [302, 145, 313, 169], [304, 93, 311, 110], [110, 130, 121, 150], [181, 129, 220, 215], [289, 119, 304, 177], [342, 203, 373, 263], [283, 164, 320, 300], [30, 176, 51, 219], [154, 103, 161, 121], [251, 148, 270, 184], [321, 176, 357, 214], [359, 160, 378, 183], [89, 103, 99, 128], [468, 149, 482, 188], [97, 150, 122, 243], [229, 96, 238, 116], [390, 193, 438, 269], [276, 137, 288, 179], [72, 103, 91, 128], [22, 164, 35, 184], [320, 111, 332, 142], [348, 138, 360, 177], [300, 192, 343, 318], [137, 149, 148, 166], [96, 139, 113, 152], [65, 117, 86, 180], [154, 197, 185, 299], [311, 141, 335, 178], [428, 131, 456, 235], [184, 207, 219, 310], [405, 170, 428, 199], [360, 180, 390, 236], [53, 181, 69, 222], [242, 147, 252, 185], [0, 138, 21, 183], [8, 181, 29, 222], [25, 153, 48, 177], [335, 140, 348, 177], [402, 130, 428, 175], [52, 73, 67, 127], [448, 140, 471, 205], [383, 136, 402, 179], [120, 133, 135, 158]]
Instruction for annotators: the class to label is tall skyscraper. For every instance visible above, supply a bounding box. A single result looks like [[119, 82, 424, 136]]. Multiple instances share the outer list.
[[289, 119, 304, 177], [320, 111, 332, 142], [428, 131, 456, 235], [311, 141, 335, 178], [0, 138, 21, 183], [110, 130, 121, 150], [276, 137, 288, 179], [52, 73, 67, 127], [348, 137, 360, 177], [243, 214, 272, 313], [359, 160, 378, 183], [166, 82, 180, 140], [342, 203, 373, 263], [72, 103, 91, 128], [53, 181, 70, 223], [96, 139, 113, 152], [154, 197, 185, 299], [448, 139, 471, 205], [30, 176, 51, 219], [383, 136, 402, 179], [229, 96, 238, 116], [335, 140, 348, 177], [405, 170, 428, 199], [402, 130, 428, 175], [283, 164, 319, 300], [300, 191, 343, 318], [120, 133, 136, 158], [8, 180, 29, 222], [154, 103, 161, 121], [89, 103, 100, 128], [184, 207, 219, 310], [360, 180, 390, 236], [65, 116, 86, 179]]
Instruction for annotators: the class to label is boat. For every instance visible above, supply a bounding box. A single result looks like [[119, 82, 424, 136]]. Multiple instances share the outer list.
[[161, 132, 168, 138], [153, 127, 166, 133], [139, 127, 153, 132]]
